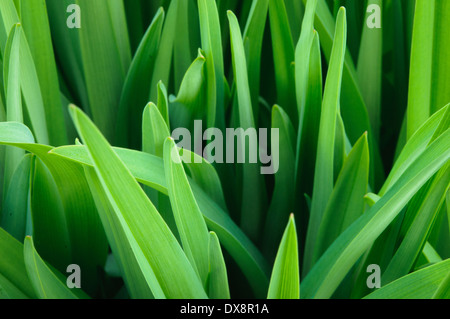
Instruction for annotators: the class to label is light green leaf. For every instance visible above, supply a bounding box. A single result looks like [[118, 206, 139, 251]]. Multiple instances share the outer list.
[[164, 137, 210, 288], [267, 214, 299, 299], [0, 227, 35, 299], [69, 105, 207, 299], [207, 231, 230, 299], [365, 259, 450, 299], [23, 236, 88, 299]]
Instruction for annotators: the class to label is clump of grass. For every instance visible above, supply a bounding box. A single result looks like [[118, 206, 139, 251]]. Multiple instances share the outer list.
[[0, 0, 448, 299]]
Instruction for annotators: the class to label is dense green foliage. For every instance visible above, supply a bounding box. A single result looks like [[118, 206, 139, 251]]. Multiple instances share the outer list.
[[0, 0, 448, 299]]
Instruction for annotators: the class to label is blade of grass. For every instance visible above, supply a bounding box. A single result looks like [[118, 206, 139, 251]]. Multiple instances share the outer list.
[[406, 0, 435, 140], [267, 214, 299, 299], [115, 8, 164, 148], [207, 231, 230, 299], [262, 105, 295, 261], [314, 133, 369, 261], [198, 0, 225, 130], [164, 137, 210, 288], [357, 0, 382, 141], [268, 0, 297, 124]]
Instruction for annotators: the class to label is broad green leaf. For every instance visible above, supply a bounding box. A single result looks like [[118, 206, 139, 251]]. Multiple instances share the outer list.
[[432, 271, 450, 299], [83, 166, 159, 298], [303, 7, 347, 275], [116, 8, 164, 148], [207, 231, 230, 299], [30, 157, 71, 272], [0, 121, 108, 295], [301, 128, 450, 299], [50, 144, 270, 297], [164, 137, 210, 287], [69, 105, 207, 298], [0, 227, 35, 299], [1, 154, 31, 240], [365, 259, 450, 299], [23, 236, 88, 299], [267, 215, 299, 299]]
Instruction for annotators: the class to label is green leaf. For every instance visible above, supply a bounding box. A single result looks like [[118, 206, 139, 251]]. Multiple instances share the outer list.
[[0, 121, 108, 296], [77, 0, 130, 142], [301, 127, 450, 299], [268, 0, 296, 123], [314, 133, 369, 262], [0, 0, 19, 55], [83, 166, 157, 298], [305, 0, 384, 190], [356, 0, 383, 140], [267, 214, 299, 299], [20, 0, 68, 146], [228, 10, 266, 242], [242, 0, 269, 117], [382, 163, 450, 285], [432, 270, 450, 299], [149, 0, 179, 103], [50, 144, 270, 297], [0, 227, 35, 299], [262, 105, 295, 260], [69, 105, 207, 298], [164, 137, 210, 287], [364, 259, 450, 299], [116, 8, 164, 148], [406, 0, 435, 140], [303, 7, 347, 275], [23, 236, 88, 299], [207, 231, 230, 299], [1, 153, 31, 240], [198, 0, 225, 130]]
